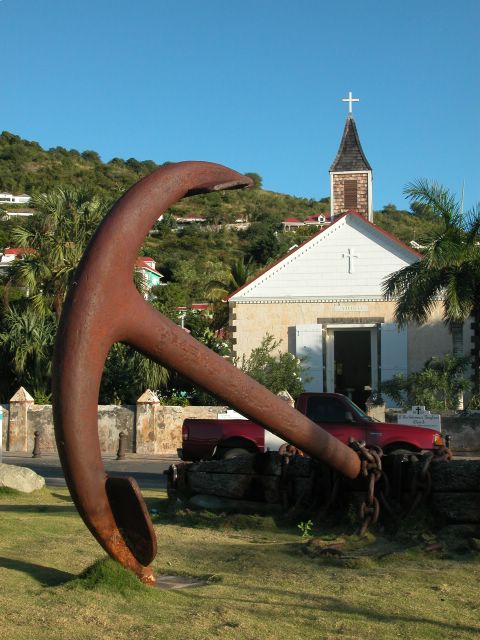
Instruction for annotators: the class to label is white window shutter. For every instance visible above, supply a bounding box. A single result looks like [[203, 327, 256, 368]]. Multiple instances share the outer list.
[[295, 324, 323, 392], [380, 322, 408, 407]]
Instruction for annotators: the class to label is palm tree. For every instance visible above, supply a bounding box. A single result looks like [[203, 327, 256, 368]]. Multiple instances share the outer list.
[[8, 188, 109, 318], [0, 306, 56, 399], [206, 256, 258, 331], [206, 256, 257, 300], [383, 179, 480, 393]]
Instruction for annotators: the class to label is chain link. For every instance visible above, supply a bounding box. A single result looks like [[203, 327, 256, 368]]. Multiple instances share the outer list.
[[349, 438, 384, 535]]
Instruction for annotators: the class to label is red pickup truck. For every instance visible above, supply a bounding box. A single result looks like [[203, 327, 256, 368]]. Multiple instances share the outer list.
[[179, 393, 445, 461]]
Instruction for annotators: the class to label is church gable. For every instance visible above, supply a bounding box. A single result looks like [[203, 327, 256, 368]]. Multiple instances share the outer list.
[[229, 214, 419, 302]]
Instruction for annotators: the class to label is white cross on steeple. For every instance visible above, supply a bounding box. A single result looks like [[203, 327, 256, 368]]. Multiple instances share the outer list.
[[342, 248, 359, 273], [342, 91, 359, 114]]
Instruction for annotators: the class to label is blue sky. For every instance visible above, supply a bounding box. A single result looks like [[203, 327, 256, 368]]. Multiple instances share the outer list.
[[1, 0, 478, 211]]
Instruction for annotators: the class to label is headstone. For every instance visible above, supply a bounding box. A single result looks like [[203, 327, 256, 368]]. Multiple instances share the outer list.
[[397, 406, 441, 432], [0, 463, 45, 492]]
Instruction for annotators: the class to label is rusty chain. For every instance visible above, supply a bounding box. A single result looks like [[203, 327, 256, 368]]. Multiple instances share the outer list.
[[348, 438, 385, 535], [406, 445, 453, 514]]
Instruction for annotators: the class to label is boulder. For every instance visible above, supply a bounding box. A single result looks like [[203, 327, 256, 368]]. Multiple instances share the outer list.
[[0, 464, 45, 493]]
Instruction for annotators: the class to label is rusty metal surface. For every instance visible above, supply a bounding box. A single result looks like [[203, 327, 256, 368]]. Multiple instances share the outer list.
[[52, 161, 361, 583]]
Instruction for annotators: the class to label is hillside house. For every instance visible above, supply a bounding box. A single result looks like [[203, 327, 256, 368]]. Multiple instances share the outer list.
[[135, 256, 165, 299], [0, 192, 31, 205]]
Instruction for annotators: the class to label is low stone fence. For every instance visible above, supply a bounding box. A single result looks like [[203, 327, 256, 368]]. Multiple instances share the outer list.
[[1, 387, 226, 456], [441, 415, 480, 455]]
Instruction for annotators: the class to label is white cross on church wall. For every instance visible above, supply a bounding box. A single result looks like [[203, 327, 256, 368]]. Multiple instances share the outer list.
[[342, 248, 359, 273], [342, 91, 359, 114]]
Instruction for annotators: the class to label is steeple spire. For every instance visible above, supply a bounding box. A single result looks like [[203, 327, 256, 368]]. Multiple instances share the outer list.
[[329, 94, 373, 222], [330, 115, 371, 172]]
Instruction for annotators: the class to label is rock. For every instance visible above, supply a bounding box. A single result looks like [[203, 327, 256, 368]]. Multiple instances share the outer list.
[[187, 493, 281, 515], [0, 464, 45, 493]]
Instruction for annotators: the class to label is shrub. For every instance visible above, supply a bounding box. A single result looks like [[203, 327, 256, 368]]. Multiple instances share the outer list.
[[382, 354, 471, 411]]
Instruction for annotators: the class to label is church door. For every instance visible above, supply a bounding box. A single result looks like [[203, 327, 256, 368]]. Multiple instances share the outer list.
[[326, 325, 378, 409]]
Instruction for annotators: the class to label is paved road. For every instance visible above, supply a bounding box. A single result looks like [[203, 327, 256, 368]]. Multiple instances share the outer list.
[[1, 452, 180, 489]]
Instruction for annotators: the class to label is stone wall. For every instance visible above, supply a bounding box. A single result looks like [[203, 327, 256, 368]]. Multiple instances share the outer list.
[[332, 172, 368, 218], [441, 415, 480, 454], [2, 388, 226, 455]]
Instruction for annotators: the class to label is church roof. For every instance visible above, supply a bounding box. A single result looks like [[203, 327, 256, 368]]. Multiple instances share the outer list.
[[227, 212, 420, 301], [330, 115, 372, 172]]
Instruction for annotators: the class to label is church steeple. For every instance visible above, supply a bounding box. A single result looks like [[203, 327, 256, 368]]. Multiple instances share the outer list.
[[330, 115, 372, 173], [329, 93, 373, 222]]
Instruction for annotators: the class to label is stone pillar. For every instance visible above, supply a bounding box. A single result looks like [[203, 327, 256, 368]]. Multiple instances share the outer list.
[[135, 389, 161, 454], [8, 387, 34, 452], [365, 395, 386, 422]]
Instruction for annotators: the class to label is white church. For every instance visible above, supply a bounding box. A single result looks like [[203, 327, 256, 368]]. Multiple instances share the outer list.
[[228, 94, 468, 408]]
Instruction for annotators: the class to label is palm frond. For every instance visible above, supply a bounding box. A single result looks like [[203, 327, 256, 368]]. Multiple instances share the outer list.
[[404, 179, 461, 226]]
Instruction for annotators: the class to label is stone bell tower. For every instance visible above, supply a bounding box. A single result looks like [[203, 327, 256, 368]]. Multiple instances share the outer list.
[[330, 92, 373, 222]]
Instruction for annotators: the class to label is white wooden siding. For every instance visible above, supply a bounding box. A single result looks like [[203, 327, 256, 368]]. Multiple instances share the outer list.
[[231, 215, 418, 301]]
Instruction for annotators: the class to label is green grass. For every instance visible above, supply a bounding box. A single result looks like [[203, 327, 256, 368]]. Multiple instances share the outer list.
[[1, 487, 479, 640]]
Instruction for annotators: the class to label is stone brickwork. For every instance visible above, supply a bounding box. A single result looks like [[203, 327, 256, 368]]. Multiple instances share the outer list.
[[332, 172, 369, 218], [3, 388, 227, 455]]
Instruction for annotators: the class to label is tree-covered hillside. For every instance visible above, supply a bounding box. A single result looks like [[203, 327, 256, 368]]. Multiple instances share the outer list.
[[0, 129, 442, 244], [0, 131, 160, 198], [0, 131, 328, 220]]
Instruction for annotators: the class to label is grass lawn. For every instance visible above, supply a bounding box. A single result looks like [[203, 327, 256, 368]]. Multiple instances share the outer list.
[[0, 486, 479, 640]]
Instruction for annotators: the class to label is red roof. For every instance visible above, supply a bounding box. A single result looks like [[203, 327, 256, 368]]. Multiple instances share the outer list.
[[282, 217, 302, 223], [305, 214, 328, 223], [4, 247, 36, 255], [135, 257, 162, 277], [226, 212, 422, 300], [176, 303, 209, 311]]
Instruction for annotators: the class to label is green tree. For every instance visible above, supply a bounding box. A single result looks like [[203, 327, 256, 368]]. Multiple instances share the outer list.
[[383, 179, 480, 392], [100, 343, 169, 405], [0, 306, 56, 401], [241, 220, 281, 265], [206, 256, 258, 330], [245, 172, 263, 189], [239, 334, 305, 398], [8, 188, 109, 318], [382, 354, 471, 411], [206, 256, 257, 300]]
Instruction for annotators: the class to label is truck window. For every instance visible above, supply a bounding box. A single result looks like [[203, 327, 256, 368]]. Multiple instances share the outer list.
[[306, 396, 349, 423]]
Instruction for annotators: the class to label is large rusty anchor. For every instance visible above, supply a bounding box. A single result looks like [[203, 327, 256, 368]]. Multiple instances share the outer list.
[[52, 161, 361, 585]]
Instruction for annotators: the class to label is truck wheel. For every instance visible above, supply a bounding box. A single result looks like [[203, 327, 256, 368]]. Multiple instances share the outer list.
[[222, 447, 253, 460]]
